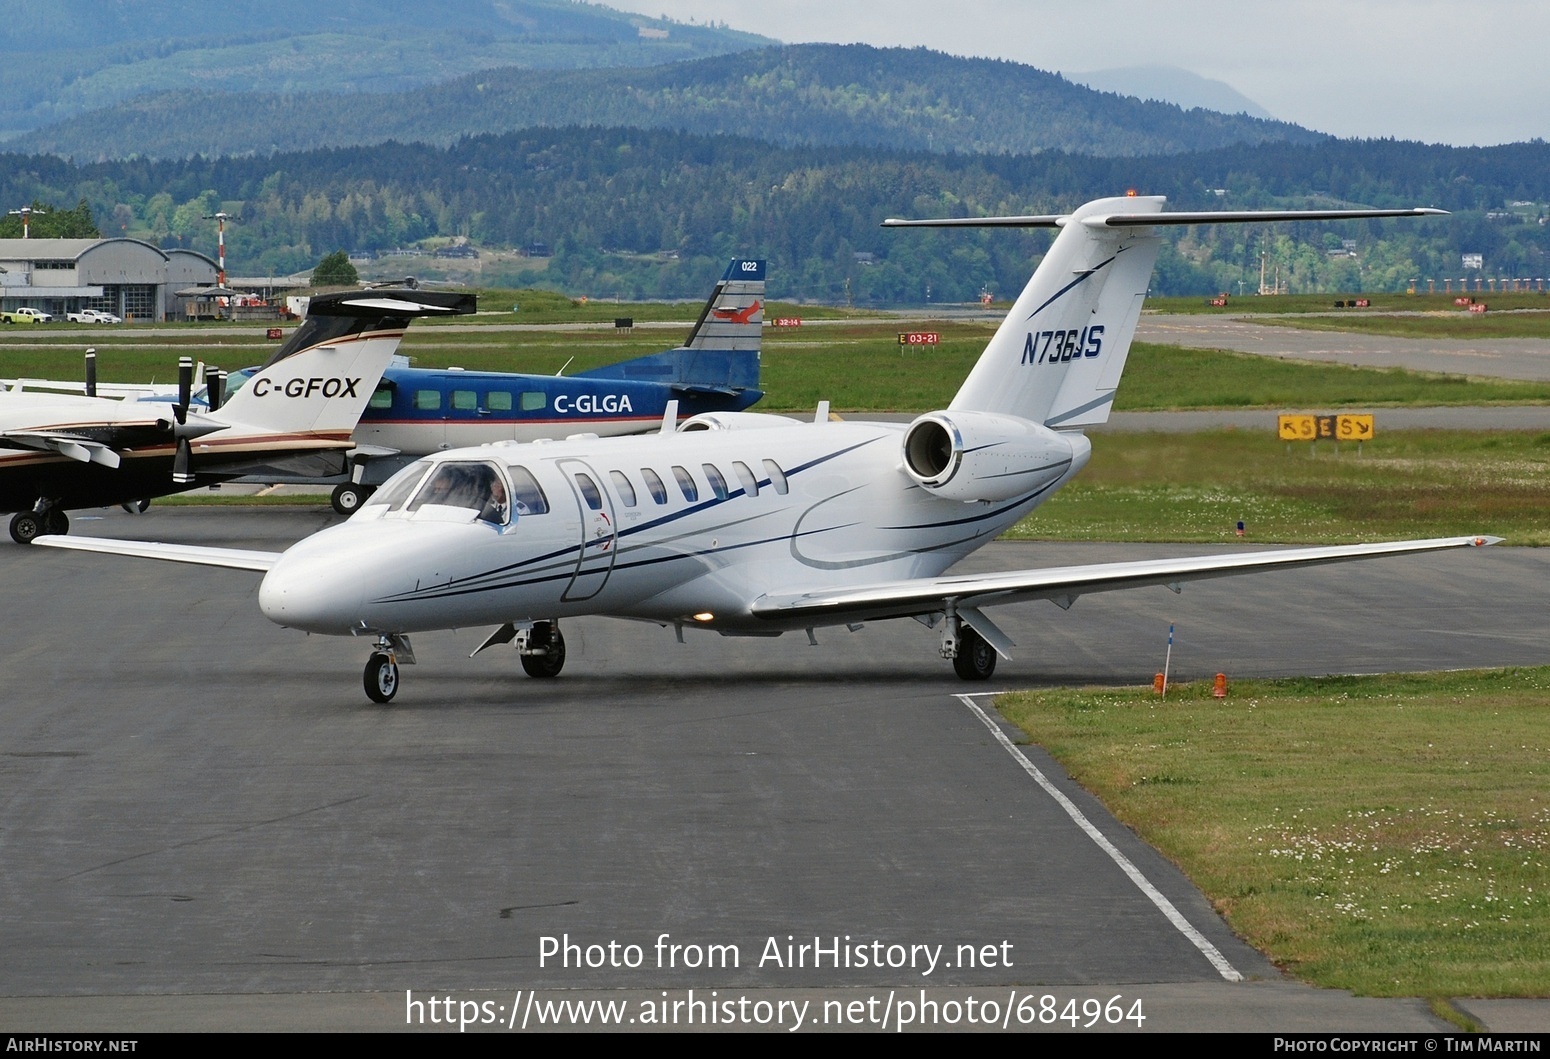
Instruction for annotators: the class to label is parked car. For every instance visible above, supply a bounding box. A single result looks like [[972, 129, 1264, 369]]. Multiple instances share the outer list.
[[65, 309, 122, 324], [1, 307, 52, 324]]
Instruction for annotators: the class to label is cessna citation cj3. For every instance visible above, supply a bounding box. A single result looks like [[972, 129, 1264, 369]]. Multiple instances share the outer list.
[[0, 287, 474, 543], [37, 196, 1496, 703]]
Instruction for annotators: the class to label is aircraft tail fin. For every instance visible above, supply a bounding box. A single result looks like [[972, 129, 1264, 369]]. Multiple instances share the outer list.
[[884, 197, 1444, 429], [577, 258, 764, 404], [213, 288, 475, 437], [683, 259, 765, 350]]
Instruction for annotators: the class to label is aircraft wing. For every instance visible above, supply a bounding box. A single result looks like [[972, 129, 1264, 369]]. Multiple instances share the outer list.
[[2, 430, 125, 468], [31, 534, 280, 571], [752, 536, 1498, 636]]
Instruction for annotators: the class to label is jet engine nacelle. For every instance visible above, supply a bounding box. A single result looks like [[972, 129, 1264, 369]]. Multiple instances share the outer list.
[[901, 410, 1090, 503], [678, 411, 803, 432]]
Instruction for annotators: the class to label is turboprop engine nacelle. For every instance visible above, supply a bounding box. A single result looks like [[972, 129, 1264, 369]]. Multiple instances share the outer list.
[[901, 410, 1091, 503]]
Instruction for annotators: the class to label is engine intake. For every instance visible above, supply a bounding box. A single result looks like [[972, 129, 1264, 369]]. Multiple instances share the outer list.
[[901, 410, 1089, 502]]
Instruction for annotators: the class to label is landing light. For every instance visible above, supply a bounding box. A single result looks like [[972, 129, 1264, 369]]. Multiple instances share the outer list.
[[693, 612, 715, 623]]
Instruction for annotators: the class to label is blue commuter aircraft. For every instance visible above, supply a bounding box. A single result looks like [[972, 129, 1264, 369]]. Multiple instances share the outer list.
[[219, 259, 766, 513]]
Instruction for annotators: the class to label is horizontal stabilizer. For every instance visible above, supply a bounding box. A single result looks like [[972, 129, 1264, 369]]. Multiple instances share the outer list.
[[33, 534, 280, 571]]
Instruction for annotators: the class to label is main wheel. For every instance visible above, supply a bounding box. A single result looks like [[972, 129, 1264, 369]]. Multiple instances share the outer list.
[[519, 622, 566, 678], [363, 652, 399, 703], [952, 625, 997, 681], [331, 483, 370, 516], [121, 499, 151, 514], [9, 511, 41, 544], [42, 510, 68, 535]]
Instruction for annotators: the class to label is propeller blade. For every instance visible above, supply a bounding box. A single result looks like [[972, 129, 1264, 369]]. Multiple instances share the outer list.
[[84, 348, 96, 398], [172, 437, 193, 485], [176, 357, 193, 424], [207, 369, 224, 412]]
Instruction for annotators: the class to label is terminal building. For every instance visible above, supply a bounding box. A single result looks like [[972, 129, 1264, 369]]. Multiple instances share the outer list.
[[0, 238, 218, 322]]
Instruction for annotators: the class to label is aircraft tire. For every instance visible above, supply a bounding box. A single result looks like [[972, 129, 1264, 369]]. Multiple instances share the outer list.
[[331, 483, 369, 516], [952, 626, 997, 681], [9, 511, 41, 545], [363, 652, 399, 703], [519, 623, 566, 678], [122, 499, 151, 514], [43, 510, 68, 535]]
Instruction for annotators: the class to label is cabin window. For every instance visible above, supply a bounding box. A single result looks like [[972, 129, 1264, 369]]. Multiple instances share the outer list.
[[485, 391, 513, 412], [671, 465, 698, 502], [641, 468, 668, 505], [609, 470, 637, 507], [413, 389, 441, 411], [763, 458, 789, 495], [508, 467, 549, 515], [702, 463, 729, 501], [574, 472, 603, 511], [520, 392, 547, 411], [732, 461, 758, 497], [451, 389, 477, 411], [368, 384, 393, 410]]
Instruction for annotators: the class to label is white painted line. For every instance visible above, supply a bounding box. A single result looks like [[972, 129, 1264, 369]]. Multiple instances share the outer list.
[[956, 693, 1244, 983]]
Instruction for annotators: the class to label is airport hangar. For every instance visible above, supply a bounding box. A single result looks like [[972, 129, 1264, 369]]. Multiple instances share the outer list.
[[0, 237, 217, 322]]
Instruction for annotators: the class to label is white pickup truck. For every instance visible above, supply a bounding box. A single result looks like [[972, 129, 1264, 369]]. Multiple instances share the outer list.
[[65, 308, 122, 323]]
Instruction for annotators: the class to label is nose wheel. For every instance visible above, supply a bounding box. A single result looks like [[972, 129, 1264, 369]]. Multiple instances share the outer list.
[[363, 651, 399, 703]]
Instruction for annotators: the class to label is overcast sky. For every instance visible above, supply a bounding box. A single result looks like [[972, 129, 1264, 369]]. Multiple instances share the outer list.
[[604, 0, 1546, 147]]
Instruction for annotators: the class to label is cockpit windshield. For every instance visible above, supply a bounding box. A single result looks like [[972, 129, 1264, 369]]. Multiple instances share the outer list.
[[360, 459, 549, 526]]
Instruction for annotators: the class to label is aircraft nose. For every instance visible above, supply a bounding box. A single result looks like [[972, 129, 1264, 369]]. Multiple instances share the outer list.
[[259, 548, 368, 633]]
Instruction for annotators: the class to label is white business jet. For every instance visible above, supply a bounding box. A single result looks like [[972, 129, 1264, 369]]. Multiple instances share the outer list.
[[37, 195, 1492, 703]]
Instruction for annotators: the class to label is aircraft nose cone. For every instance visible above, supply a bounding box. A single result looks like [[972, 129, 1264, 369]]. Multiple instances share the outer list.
[[259, 548, 368, 633]]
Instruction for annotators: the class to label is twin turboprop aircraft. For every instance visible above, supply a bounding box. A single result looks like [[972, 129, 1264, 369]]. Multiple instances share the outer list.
[[0, 287, 475, 543], [213, 259, 766, 513], [37, 196, 1495, 703]]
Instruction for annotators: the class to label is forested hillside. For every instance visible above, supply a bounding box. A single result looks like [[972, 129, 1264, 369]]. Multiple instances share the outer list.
[[31, 44, 1322, 162], [4, 129, 1544, 303], [0, 0, 769, 139]]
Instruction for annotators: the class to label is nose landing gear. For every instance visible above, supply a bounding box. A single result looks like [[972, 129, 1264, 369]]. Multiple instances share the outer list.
[[361, 633, 416, 704]]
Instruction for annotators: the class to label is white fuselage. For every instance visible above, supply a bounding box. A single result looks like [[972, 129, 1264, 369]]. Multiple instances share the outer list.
[[256, 418, 1090, 638]]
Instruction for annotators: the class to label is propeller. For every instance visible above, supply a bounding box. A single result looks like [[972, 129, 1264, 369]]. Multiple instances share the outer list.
[[175, 357, 193, 423], [206, 368, 225, 412], [84, 348, 96, 398], [172, 356, 194, 484]]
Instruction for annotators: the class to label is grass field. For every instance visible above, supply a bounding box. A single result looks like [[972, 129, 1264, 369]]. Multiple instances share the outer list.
[[1010, 430, 1550, 545], [8, 310, 1550, 411], [997, 669, 1550, 997]]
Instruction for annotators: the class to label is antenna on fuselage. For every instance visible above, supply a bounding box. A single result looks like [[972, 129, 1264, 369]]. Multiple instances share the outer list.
[[660, 399, 679, 435]]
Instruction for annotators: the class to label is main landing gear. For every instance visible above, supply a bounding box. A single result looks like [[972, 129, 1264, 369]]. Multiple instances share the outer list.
[[952, 625, 997, 681], [10, 503, 67, 545], [517, 621, 566, 678], [939, 609, 997, 681], [331, 482, 375, 516]]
